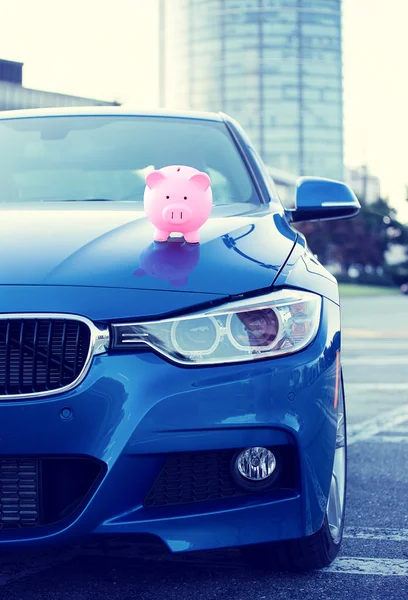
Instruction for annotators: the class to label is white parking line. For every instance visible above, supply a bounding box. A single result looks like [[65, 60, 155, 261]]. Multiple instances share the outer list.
[[363, 434, 408, 444], [347, 404, 408, 445], [343, 329, 408, 339], [325, 557, 408, 576], [344, 527, 408, 542], [346, 383, 408, 391], [342, 356, 408, 366], [343, 342, 408, 351]]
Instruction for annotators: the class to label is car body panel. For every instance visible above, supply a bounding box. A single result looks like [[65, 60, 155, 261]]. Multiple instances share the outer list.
[[0, 204, 296, 297], [0, 285, 226, 322], [0, 107, 346, 553], [274, 232, 340, 305], [0, 298, 340, 551]]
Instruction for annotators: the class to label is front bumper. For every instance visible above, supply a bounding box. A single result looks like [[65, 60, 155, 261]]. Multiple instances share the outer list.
[[0, 297, 340, 552]]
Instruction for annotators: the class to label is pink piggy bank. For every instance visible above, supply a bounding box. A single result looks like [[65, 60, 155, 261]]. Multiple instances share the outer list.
[[144, 165, 212, 244]]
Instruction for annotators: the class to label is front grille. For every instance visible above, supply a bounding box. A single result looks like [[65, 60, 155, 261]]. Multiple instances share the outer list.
[[0, 318, 91, 396], [0, 459, 39, 528], [0, 456, 105, 530], [144, 447, 297, 508]]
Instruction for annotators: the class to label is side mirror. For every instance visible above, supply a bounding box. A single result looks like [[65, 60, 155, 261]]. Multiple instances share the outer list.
[[289, 177, 360, 223]]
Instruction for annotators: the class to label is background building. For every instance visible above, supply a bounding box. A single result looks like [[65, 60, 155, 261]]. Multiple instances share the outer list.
[[345, 165, 381, 204], [160, 0, 344, 181], [0, 58, 118, 111]]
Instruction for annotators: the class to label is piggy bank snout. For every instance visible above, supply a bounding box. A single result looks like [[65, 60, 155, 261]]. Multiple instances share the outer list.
[[162, 203, 192, 226]]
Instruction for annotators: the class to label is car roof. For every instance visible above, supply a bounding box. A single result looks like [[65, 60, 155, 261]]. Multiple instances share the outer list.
[[0, 106, 224, 122]]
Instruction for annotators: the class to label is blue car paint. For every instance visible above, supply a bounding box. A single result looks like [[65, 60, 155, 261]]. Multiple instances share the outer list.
[[0, 297, 339, 550], [0, 205, 296, 298], [0, 107, 346, 552], [274, 233, 340, 306], [0, 285, 226, 322]]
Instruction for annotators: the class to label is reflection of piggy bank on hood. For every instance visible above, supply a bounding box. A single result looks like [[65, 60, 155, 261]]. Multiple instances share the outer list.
[[144, 165, 212, 244], [133, 240, 200, 288]]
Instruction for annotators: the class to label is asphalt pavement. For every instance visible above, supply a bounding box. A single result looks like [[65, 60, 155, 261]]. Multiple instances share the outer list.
[[1, 295, 407, 599]]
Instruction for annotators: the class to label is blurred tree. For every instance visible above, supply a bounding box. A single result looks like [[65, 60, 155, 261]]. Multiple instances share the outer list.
[[385, 260, 408, 286], [296, 196, 408, 277]]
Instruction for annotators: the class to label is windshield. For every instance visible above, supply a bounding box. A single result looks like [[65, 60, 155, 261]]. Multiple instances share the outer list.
[[0, 115, 260, 205]]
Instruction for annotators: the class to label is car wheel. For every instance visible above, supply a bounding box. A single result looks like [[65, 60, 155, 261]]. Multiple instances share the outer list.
[[241, 372, 347, 572]]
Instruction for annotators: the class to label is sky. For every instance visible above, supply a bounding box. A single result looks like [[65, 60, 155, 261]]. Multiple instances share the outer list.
[[0, 0, 407, 219]]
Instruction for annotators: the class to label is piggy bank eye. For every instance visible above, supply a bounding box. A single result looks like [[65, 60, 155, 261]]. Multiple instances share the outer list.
[[166, 195, 170, 199], [184, 196, 187, 200]]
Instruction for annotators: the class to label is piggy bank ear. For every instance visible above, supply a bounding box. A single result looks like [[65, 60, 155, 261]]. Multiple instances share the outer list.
[[146, 170, 165, 189], [188, 172, 211, 191]]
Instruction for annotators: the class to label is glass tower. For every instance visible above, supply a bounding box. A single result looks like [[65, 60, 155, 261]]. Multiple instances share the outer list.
[[161, 0, 344, 180]]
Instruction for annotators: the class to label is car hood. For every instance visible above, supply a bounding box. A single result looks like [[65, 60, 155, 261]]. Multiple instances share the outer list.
[[0, 203, 297, 296]]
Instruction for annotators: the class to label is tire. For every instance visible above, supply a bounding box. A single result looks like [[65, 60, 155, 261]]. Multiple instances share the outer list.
[[241, 372, 347, 572]]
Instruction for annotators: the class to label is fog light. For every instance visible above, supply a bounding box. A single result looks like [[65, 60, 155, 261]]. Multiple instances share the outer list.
[[236, 447, 276, 481]]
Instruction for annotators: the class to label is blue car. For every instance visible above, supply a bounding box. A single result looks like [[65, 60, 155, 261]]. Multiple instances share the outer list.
[[0, 108, 359, 571]]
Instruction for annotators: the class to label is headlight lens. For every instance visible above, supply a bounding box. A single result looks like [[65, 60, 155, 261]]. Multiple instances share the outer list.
[[111, 289, 322, 365]]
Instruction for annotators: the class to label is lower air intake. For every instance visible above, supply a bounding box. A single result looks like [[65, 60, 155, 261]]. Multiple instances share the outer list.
[[0, 456, 105, 530], [144, 447, 297, 508], [0, 458, 39, 528]]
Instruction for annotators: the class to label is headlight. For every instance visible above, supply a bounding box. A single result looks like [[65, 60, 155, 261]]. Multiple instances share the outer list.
[[111, 289, 322, 366]]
